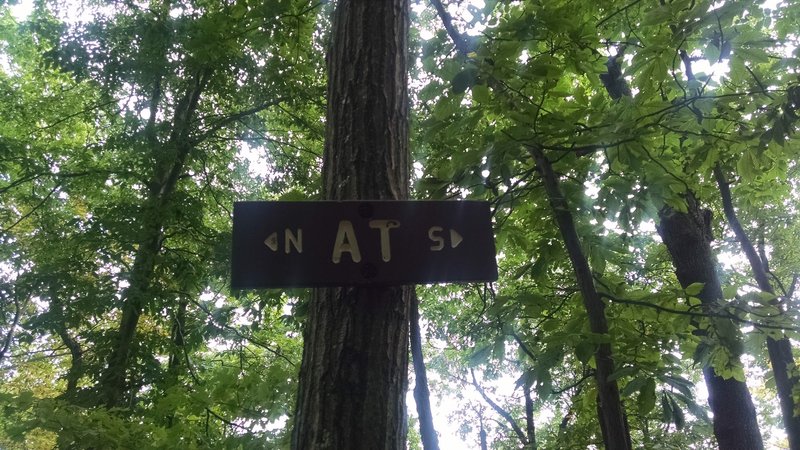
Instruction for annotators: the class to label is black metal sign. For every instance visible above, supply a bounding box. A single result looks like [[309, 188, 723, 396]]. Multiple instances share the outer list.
[[231, 201, 497, 288]]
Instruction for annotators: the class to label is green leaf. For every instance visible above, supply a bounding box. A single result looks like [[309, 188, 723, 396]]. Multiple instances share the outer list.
[[693, 341, 711, 366], [279, 189, 308, 201], [669, 395, 686, 429], [432, 95, 461, 120], [659, 375, 694, 397], [541, 319, 561, 332], [451, 68, 479, 94], [512, 262, 533, 279], [722, 285, 739, 299], [672, 392, 710, 423], [607, 366, 638, 382], [638, 378, 657, 414], [737, 149, 757, 182], [622, 377, 648, 397], [517, 291, 546, 308], [756, 291, 778, 302], [230, 3, 247, 19], [492, 335, 506, 360], [575, 341, 595, 363], [640, 5, 672, 26], [685, 282, 704, 296], [486, 295, 509, 317], [469, 343, 493, 367], [471, 84, 491, 103], [661, 393, 673, 424]]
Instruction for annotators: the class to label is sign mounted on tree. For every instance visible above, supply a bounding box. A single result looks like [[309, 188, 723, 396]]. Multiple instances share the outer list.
[[231, 201, 497, 288]]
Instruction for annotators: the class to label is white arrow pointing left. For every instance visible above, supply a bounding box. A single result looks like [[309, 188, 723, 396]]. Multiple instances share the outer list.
[[264, 232, 278, 252]]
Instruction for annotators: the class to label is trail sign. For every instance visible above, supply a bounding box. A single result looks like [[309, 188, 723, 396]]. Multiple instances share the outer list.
[[231, 201, 497, 288]]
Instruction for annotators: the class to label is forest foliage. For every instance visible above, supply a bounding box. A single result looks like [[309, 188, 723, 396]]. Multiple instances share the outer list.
[[1, 0, 799, 448]]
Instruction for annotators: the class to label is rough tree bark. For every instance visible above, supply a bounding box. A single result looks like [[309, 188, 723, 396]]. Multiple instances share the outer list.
[[714, 164, 800, 450], [530, 147, 632, 450], [657, 194, 764, 450], [410, 291, 440, 450], [290, 0, 411, 448]]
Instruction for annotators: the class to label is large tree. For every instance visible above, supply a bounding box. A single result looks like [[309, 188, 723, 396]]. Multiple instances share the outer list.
[[291, 0, 411, 448]]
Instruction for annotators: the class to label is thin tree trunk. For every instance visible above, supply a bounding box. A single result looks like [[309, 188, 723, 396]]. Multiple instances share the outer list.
[[523, 378, 537, 450], [165, 297, 189, 428], [471, 369, 529, 445], [168, 298, 189, 377], [100, 69, 209, 407], [657, 194, 764, 450], [478, 408, 489, 450], [410, 291, 440, 450], [49, 289, 83, 398], [0, 292, 21, 364], [290, 0, 410, 448], [529, 146, 632, 450], [714, 164, 800, 449]]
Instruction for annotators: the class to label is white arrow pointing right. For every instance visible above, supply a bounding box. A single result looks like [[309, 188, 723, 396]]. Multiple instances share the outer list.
[[450, 229, 463, 248]]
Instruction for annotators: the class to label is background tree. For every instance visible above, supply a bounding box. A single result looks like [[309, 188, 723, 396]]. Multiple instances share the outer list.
[[1, 0, 323, 447], [414, 0, 799, 448]]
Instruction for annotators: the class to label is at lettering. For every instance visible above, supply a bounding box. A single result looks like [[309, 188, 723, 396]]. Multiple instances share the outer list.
[[369, 219, 401, 262], [332, 220, 361, 263]]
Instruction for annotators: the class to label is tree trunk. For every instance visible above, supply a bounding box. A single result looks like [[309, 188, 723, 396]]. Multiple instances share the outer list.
[[523, 377, 537, 450], [471, 369, 529, 445], [168, 298, 189, 378], [656, 193, 764, 450], [48, 285, 83, 400], [529, 147, 632, 450], [714, 165, 800, 450], [290, 1, 410, 449], [410, 291, 440, 450], [478, 408, 488, 450], [49, 290, 83, 399], [0, 292, 21, 364], [100, 69, 209, 407]]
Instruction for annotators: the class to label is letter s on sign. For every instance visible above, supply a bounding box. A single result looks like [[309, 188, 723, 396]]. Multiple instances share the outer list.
[[428, 226, 444, 251]]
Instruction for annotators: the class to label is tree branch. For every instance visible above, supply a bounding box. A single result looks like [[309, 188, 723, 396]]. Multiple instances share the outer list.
[[39, 98, 119, 130], [1, 184, 59, 234], [187, 296, 296, 367], [470, 368, 529, 445], [599, 292, 800, 332], [430, 0, 471, 57], [552, 371, 594, 395], [0, 292, 21, 363], [511, 332, 536, 362], [193, 97, 288, 145], [713, 165, 773, 293], [206, 407, 251, 432], [597, 0, 648, 28]]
